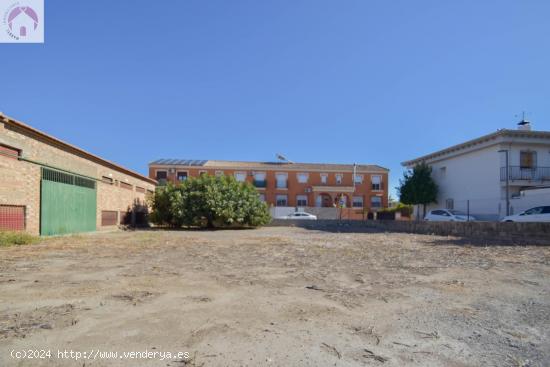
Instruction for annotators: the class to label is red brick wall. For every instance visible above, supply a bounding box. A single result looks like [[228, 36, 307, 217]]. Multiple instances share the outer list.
[[149, 165, 389, 212]]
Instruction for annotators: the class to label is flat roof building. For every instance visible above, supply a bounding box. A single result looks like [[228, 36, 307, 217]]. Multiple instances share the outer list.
[[149, 158, 389, 219]]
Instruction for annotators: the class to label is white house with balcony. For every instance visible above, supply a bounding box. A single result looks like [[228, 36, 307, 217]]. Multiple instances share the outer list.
[[402, 120, 550, 220]]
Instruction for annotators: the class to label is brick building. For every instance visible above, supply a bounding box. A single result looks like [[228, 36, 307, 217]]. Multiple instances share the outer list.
[[0, 113, 156, 235], [149, 159, 389, 217]]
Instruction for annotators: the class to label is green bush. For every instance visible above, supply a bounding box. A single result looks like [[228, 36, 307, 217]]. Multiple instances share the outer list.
[[0, 231, 39, 247], [379, 202, 414, 217], [149, 175, 271, 229]]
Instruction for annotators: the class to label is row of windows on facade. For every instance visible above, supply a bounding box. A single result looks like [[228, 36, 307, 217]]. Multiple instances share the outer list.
[[156, 170, 384, 190], [263, 194, 382, 208], [101, 176, 150, 193]]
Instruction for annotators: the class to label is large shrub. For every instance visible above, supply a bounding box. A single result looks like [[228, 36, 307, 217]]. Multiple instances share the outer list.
[[149, 175, 270, 229]]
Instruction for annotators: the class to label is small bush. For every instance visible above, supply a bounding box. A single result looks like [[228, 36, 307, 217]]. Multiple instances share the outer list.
[[0, 231, 39, 247], [379, 203, 413, 217]]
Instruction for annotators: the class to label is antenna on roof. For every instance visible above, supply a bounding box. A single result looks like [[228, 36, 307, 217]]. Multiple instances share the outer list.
[[515, 111, 532, 131], [276, 153, 294, 164]]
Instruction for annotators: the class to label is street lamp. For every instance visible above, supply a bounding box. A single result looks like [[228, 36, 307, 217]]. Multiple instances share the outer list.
[[498, 149, 510, 216]]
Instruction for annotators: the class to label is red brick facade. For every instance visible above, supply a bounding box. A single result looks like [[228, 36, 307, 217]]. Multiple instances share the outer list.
[[148, 160, 389, 215]]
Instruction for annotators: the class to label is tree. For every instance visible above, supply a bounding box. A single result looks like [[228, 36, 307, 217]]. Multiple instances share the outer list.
[[397, 162, 438, 219], [149, 175, 270, 229]]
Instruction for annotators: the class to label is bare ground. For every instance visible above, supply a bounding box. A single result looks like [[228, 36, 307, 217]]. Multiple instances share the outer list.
[[0, 227, 549, 367]]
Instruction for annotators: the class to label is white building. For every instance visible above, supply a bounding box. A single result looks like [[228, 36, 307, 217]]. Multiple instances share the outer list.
[[402, 121, 550, 220]]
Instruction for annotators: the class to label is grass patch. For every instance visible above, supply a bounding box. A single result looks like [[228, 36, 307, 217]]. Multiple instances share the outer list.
[[0, 231, 39, 247]]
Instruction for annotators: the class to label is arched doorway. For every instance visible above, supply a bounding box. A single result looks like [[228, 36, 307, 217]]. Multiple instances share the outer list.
[[315, 193, 333, 207]]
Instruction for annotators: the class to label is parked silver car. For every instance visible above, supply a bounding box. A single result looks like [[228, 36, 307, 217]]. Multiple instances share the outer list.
[[424, 209, 476, 222], [277, 212, 318, 220], [501, 206, 550, 222]]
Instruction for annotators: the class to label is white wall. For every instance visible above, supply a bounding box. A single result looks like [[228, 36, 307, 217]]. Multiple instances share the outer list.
[[426, 145, 502, 219]]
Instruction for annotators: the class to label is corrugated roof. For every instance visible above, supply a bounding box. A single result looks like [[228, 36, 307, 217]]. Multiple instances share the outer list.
[[149, 158, 388, 173], [1, 113, 157, 185]]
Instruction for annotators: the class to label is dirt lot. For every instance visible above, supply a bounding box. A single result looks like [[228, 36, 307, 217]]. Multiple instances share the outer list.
[[0, 227, 549, 367]]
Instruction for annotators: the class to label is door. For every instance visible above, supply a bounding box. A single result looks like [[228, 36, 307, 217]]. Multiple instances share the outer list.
[[40, 168, 97, 235]]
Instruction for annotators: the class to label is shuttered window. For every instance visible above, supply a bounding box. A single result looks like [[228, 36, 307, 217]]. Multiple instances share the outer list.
[[0, 144, 20, 159], [101, 211, 118, 226], [120, 182, 133, 190], [0, 205, 25, 231], [520, 151, 536, 169]]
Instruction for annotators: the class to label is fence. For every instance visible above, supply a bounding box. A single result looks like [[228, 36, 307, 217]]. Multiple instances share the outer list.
[[268, 219, 550, 245], [412, 191, 550, 221]]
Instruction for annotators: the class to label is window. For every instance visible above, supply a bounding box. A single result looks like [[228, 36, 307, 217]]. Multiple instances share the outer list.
[[199, 170, 208, 176], [0, 144, 20, 160], [520, 151, 536, 169], [297, 173, 308, 184], [352, 196, 363, 208], [432, 210, 450, 216], [0, 205, 25, 231], [101, 211, 118, 226], [276, 194, 288, 206], [234, 172, 247, 182], [156, 171, 167, 185], [446, 198, 454, 210], [136, 186, 146, 193], [120, 181, 133, 190], [320, 174, 328, 184], [215, 170, 224, 177], [371, 196, 382, 208], [101, 176, 114, 184], [276, 173, 287, 188], [176, 172, 187, 181], [258, 194, 266, 202], [254, 172, 267, 187], [296, 195, 308, 206], [524, 207, 544, 215], [371, 175, 382, 190], [354, 174, 363, 184], [336, 174, 343, 184], [439, 166, 447, 178]]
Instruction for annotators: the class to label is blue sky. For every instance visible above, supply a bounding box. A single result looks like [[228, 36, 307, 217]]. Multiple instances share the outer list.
[[1, 0, 549, 197]]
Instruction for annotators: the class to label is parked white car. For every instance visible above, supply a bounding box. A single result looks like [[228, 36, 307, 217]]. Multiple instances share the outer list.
[[501, 206, 550, 222], [277, 212, 318, 220], [424, 209, 477, 222]]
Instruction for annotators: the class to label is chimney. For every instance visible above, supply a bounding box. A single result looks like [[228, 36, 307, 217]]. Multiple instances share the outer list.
[[517, 118, 531, 131]]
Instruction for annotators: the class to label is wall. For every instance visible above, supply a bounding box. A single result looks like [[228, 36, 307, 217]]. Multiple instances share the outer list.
[[426, 145, 502, 220], [0, 120, 155, 235], [268, 219, 550, 245]]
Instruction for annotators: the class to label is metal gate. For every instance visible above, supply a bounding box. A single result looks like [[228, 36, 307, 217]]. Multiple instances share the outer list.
[[40, 168, 97, 235]]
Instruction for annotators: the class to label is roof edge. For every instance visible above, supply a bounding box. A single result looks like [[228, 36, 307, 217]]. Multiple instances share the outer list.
[[149, 158, 389, 172], [401, 129, 550, 167], [1, 113, 157, 185]]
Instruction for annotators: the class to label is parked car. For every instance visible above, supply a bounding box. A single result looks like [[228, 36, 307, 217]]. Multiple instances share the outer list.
[[424, 209, 477, 222], [501, 206, 550, 222], [277, 212, 317, 220]]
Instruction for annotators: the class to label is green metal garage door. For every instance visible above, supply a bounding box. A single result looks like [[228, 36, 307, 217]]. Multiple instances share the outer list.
[[40, 168, 97, 236]]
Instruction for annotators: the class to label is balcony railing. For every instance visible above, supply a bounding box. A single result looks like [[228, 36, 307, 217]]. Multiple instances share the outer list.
[[500, 166, 550, 181], [253, 180, 267, 188]]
